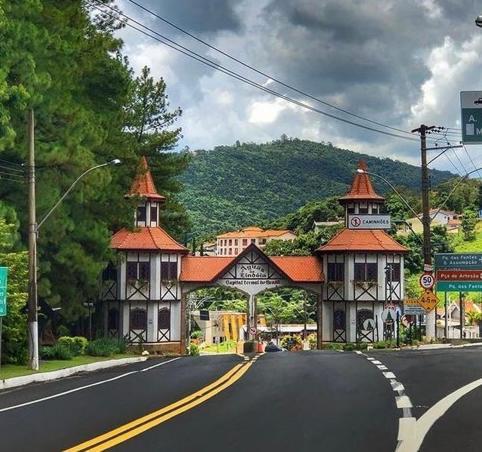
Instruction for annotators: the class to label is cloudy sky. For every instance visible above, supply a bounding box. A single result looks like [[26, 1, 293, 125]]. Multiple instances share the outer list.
[[113, 0, 482, 172]]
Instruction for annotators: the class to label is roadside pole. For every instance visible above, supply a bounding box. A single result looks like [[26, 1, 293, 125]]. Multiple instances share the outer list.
[[27, 109, 39, 371], [412, 124, 436, 339], [444, 292, 448, 338]]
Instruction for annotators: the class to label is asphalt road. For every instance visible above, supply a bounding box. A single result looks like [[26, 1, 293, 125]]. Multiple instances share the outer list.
[[0, 348, 482, 451]]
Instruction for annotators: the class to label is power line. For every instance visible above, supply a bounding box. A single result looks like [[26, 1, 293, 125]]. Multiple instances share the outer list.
[[0, 170, 24, 179], [0, 164, 24, 173], [0, 158, 23, 168], [90, 1, 421, 143], [462, 143, 482, 179], [444, 152, 462, 175], [126, 0, 427, 140], [452, 148, 468, 174]]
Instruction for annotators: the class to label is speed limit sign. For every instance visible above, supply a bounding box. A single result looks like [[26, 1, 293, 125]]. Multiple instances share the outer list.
[[419, 273, 435, 290]]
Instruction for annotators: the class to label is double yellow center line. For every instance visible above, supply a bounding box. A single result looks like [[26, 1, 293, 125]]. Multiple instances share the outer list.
[[65, 359, 254, 451]]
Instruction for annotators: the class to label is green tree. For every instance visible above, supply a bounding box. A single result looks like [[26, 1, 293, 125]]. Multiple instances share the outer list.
[[0, 215, 28, 364], [461, 209, 478, 241], [0, 2, 189, 323]]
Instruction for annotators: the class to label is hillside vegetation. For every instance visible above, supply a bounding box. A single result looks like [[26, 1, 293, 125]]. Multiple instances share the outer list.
[[179, 138, 453, 237]]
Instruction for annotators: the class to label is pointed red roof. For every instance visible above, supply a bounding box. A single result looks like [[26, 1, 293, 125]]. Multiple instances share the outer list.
[[179, 244, 324, 283], [317, 228, 407, 253], [127, 156, 166, 201], [111, 227, 187, 252], [339, 160, 384, 202]]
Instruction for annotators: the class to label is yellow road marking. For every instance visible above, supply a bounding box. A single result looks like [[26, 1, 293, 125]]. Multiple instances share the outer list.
[[65, 360, 253, 452]]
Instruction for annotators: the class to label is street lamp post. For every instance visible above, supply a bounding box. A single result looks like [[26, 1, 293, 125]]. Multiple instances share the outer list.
[[28, 157, 121, 370]]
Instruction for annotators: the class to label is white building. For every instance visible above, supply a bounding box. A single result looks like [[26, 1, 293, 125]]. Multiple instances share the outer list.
[[216, 226, 296, 256], [100, 157, 188, 354], [317, 161, 407, 343]]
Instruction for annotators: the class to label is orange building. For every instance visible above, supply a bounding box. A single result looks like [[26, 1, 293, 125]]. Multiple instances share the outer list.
[[216, 226, 296, 256]]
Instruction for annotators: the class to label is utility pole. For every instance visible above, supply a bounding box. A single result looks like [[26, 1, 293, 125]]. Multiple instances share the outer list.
[[412, 124, 436, 339], [27, 109, 39, 370]]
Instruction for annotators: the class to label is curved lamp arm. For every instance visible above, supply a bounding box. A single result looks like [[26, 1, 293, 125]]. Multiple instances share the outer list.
[[37, 159, 121, 231], [357, 169, 421, 219]]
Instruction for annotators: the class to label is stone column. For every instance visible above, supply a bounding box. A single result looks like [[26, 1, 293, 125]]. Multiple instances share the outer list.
[[248, 294, 257, 341], [180, 292, 187, 355], [317, 292, 322, 350]]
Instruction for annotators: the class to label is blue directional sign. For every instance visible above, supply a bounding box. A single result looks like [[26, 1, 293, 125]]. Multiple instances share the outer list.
[[434, 253, 482, 270], [436, 281, 482, 292], [0, 267, 7, 317]]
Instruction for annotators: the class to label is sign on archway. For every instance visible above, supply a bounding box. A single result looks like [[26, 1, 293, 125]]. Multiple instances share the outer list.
[[218, 249, 289, 295]]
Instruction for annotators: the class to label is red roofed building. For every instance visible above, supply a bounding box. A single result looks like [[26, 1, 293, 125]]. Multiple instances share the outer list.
[[100, 158, 406, 352], [317, 160, 406, 343], [101, 157, 188, 354]]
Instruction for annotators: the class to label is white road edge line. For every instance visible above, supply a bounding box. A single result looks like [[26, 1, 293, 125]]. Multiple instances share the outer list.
[[0, 371, 138, 413], [140, 357, 181, 372], [397, 378, 482, 452]]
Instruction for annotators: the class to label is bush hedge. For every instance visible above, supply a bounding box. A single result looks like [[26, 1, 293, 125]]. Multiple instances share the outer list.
[[85, 338, 126, 357], [40, 343, 73, 360], [58, 336, 88, 356]]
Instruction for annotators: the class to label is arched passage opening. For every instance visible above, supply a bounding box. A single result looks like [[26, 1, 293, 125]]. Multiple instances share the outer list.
[[184, 286, 250, 351], [256, 286, 321, 349]]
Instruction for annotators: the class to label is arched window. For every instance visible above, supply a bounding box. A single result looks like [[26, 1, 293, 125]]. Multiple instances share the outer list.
[[158, 308, 170, 330], [130, 308, 147, 330]]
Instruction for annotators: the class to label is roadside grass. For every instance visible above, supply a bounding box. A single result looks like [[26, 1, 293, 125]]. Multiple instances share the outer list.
[[453, 222, 482, 253], [201, 340, 237, 354], [0, 354, 134, 380]]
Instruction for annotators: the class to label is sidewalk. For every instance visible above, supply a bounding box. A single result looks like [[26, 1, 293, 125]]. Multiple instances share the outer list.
[[0, 356, 147, 391]]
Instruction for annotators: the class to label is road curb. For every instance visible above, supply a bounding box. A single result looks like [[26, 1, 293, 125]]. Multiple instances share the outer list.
[[0, 356, 147, 391]]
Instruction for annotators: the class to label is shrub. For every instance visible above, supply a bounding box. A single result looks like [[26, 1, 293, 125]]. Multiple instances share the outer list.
[[189, 343, 200, 356], [343, 343, 354, 351], [191, 330, 203, 340], [307, 333, 317, 350], [280, 335, 302, 351], [327, 343, 343, 351], [57, 325, 70, 337], [58, 336, 88, 356], [86, 338, 122, 357], [40, 343, 73, 360]]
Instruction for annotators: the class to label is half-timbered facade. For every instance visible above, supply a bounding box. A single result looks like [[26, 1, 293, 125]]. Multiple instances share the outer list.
[[318, 161, 407, 343], [100, 158, 405, 353], [101, 157, 188, 353]]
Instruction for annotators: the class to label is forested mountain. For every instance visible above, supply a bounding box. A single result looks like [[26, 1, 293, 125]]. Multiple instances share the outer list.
[[179, 139, 454, 237]]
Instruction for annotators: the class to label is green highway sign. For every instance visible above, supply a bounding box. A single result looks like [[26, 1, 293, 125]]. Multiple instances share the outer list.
[[436, 281, 482, 292], [461, 91, 482, 144], [0, 267, 7, 316], [434, 253, 482, 269]]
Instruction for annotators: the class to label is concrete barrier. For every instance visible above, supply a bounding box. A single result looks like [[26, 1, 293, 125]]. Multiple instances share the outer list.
[[0, 356, 147, 391]]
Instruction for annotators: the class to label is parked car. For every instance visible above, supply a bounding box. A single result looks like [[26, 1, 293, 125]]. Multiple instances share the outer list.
[[265, 341, 283, 352]]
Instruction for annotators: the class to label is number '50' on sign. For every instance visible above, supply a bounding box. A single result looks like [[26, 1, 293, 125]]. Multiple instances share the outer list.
[[419, 273, 435, 289]]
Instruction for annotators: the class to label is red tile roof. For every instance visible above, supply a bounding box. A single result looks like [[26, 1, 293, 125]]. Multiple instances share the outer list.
[[339, 160, 384, 202], [180, 253, 323, 283], [180, 256, 234, 282], [111, 227, 188, 252], [127, 156, 166, 201], [317, 228, 407, 253], [270, 256, 323, 282]]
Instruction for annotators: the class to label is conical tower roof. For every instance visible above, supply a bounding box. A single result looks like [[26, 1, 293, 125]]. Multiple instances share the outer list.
[[339, 160, 384, 202], [127, 156, 166, 201]]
